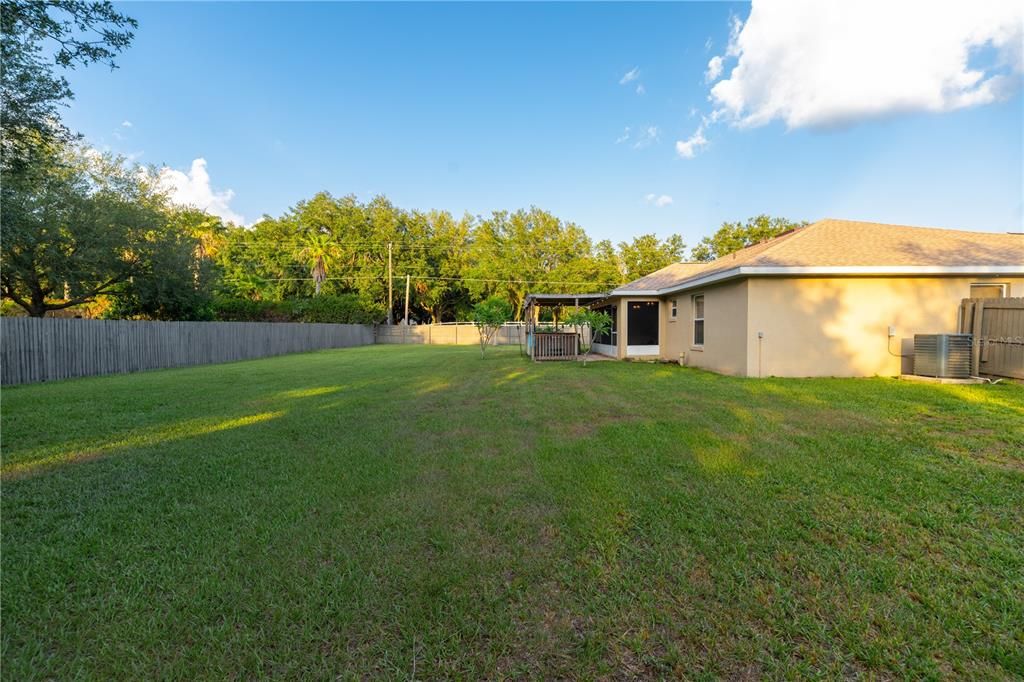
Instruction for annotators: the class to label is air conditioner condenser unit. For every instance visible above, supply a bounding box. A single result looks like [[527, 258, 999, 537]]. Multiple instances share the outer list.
[[913, 333, 972, 379]]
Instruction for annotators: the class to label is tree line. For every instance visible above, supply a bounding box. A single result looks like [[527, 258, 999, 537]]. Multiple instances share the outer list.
[[0, 1, 806, 322]]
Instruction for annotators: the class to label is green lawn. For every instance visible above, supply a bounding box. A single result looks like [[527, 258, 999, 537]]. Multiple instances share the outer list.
[[3, 346, 1023, 679]]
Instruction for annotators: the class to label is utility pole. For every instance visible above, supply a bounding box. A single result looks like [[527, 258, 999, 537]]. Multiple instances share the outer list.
[[387, 242, 393, 325], [404, 274, 411, 325]]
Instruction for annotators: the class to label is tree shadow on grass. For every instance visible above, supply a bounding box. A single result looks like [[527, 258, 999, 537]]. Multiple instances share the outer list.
[[2, 410, 287, 479]]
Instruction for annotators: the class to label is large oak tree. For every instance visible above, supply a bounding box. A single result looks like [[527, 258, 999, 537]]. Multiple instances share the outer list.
[[1, 0, 136, 168], [0, 143, 202, 317], [690, 215, 808, 262]]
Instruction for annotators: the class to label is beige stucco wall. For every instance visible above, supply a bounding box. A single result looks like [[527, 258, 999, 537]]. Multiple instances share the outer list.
[[660, 280, 749, 375], [609, 275, 1021, 376], [744, 276, 1023, 377]]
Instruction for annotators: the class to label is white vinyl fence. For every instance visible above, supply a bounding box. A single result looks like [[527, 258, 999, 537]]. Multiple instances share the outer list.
[[375, 322, 527, 346], [374, 322, 591, 348], [1, 318, 374, 386]]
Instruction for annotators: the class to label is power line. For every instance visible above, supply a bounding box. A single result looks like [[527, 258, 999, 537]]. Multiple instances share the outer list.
[[403, 276, 615, 285], [218, 237, 605, 252], [225, 242, 466, 249], [223, 274, 617, 286], [221, 237, 471, 247]]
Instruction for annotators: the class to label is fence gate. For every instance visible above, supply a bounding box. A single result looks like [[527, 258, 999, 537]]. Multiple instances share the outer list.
[[958, 297, 1024, 379]]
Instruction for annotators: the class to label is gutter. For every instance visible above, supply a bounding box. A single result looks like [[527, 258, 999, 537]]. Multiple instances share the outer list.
[[607, 289, 659, 296], [614, 265, 1024, 298]]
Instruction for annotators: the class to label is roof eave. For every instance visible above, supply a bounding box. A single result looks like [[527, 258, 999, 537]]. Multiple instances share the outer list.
[[654, 265, 1024, 296], [607, 289, 660, 296]]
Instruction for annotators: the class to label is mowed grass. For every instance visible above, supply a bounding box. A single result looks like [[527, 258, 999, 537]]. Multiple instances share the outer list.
[[2, 345, 1023, 679]]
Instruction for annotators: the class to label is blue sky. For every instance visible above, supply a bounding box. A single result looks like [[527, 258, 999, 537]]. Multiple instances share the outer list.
[[65, 2, 1023, 245]]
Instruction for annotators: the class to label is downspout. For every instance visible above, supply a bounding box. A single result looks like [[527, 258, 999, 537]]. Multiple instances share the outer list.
[[757, 331, 764, 379]]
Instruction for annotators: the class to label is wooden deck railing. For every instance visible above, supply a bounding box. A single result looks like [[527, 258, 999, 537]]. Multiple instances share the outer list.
[[533, 332, 578, 361]]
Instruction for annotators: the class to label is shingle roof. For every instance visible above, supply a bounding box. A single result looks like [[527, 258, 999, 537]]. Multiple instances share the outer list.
[[613, 219, 1024, 294], [614, 262, 708, 291]]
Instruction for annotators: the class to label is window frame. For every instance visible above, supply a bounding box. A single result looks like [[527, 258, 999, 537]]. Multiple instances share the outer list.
[[691, 294, 705, 348], [969, 283, 1007, 299], [626, 300, 659, 347], [670, 299, 678, 321]]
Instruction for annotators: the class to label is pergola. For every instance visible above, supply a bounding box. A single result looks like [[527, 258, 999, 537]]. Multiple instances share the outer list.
[[523, 292, 608, 360]]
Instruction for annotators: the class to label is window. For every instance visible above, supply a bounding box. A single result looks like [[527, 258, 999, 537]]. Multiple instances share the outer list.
[[670, 299, 678, 320], [692, 295, 705, 347], [970, 283, 1007, 299]]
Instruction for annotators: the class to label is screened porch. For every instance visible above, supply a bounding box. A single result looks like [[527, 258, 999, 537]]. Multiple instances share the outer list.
[[523, 293, 608, 361]]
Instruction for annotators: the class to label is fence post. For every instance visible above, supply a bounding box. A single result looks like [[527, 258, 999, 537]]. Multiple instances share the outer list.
[[970, 299, 984, 376]]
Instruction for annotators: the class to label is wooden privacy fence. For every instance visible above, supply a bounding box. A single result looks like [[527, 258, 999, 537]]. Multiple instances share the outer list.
[[1, 318, 374, 386], [375, 322, 526, 346], [957, 297, 1024, 379]]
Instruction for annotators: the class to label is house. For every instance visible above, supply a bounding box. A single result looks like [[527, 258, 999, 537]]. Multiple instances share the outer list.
[[591, 219, 1024, 377]]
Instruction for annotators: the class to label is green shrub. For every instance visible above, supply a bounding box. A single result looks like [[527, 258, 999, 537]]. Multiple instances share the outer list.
[[291, 294, 385, 324], [212, 297, 292, 322], [1, 300, 26, 317], [212, 294, 384, 324]]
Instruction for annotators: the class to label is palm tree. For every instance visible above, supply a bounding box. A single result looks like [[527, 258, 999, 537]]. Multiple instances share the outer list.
[[191, 217, 226, 287], [194, 222, 224, 261], [296, 231, 339, 296]]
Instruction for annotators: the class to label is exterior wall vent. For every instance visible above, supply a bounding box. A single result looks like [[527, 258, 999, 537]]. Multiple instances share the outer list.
[[913, 334, 972, 378]]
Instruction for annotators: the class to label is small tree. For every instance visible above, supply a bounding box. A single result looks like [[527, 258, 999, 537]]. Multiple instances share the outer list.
[[472, 295, 511, 357], [565, 309, 612, 366]]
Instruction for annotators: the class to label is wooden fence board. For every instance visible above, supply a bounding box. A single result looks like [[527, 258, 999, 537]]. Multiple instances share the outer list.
[[958, 297, 1024, 379], [1, 318, 374, 386]]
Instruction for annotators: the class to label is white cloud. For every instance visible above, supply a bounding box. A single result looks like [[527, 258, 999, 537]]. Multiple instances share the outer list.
[[619, 66, 640, 84], [675, 124, 708, 158], [705, 55, 724, 83], [616, 125, 660, 148], [645, 193, 674, 208], [636, 83, 646, 95], [710, 0, 1024, 129], [121, 120, 133, 128], [704, 37, 713, 52], [155, 158, 246, 226], [726, 13, 744, 57], [633, 125, 660, 148]]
